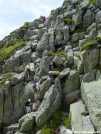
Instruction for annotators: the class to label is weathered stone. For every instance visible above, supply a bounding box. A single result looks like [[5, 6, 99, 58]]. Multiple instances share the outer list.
[[89, 29, 98, 39], [38, 27, 48, 39], [96, 0, 101, 10], [40, 77, 52, 99], [49, 31, 55, 51], [61, 25, 69, 43], [36, 32, 49, 57], [18, 112, 35, 133], [81, 49, 99, 73], [39, 56, 50, 77], [52, 56, 63, 67], [58, 68, 70, 79], [48, 71, 59, 76], [83, 9, 91, 28], [59, 125, 73, 134], [81, 72, 101, 132], [55, 31, 63, 45], [72, 11, 82, 26], [32, 101, 41, 112], [10, 73, 24, 85], [79, 0, 90, 10], [31, 52, 36, 62], [72, 33, 79, 42], [70, 100, 95, 134], [36, 85, 61, 127], [95, 11, 101, 23]]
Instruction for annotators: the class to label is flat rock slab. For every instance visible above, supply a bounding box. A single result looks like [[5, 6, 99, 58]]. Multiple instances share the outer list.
[[81, 79, 101, 133], [70, 100, 94, 134]]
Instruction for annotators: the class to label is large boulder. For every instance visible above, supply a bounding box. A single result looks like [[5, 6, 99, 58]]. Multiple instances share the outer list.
[[39, 56, 50, 77], [72, 11, 82, 26], [18, 112, 35, 133], [79, 0, 90, 10], [49, 31, 55, 51], [61, 25, 69, 43], [81, 49, 99, 73], [81, 71, 101, 132], [36, 85, 61, 127], [64, 70, 80, 106], [36, 32, 49, 57], [52, 56, 63, 67]]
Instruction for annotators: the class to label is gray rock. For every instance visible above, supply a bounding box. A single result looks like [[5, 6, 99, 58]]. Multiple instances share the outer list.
[[54, 78, 62, 98], [49, 31, 55, 51], [95, 11, 101, 23], [36, 85, 61, 127], [31, 52, 36, 62], [10, 73, 24, 85], [89, 29, 98, 39], [18, 112, 35, 133], [79, 0, 90, 10], [72, 11, 82, 26], [81, 49, 99, 73], [48, 71, 59, 76], [77, 60, 84, 74], [70, 100, 95, 134], [59, 126, 73, 134], [58, 68, 70, 79], [39, 56, 50, 77], [65, 45, 72, 52], [96, 0, 101, 9], [67, 49, 74, 66], [38, 27, 48, 40], [30, 35, 38, 41], [79, 39, 87, 48], [83, 9, 91, 28], [61, 26, 69, 43], [69, 25, 76, 32], [72, 33, 79, 42], [32, 101, 41, 112], [31, 42, 37, 50], [64, 70, 80, 94], [81, 73, 101, 132], [36, 32, 49, 57], [55, 31, 63, 46], [52, 56, 63, 67], [38, 24, 44, 29], [87, 23, 96, 33], [40, 77, 52, 99]]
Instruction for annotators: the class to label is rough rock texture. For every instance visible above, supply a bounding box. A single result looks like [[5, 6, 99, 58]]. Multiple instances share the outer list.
[[70, 100, 94, 134], [36, 85, 61, 127], [81, 71, 101, 132], [18, 112, 35, 133]]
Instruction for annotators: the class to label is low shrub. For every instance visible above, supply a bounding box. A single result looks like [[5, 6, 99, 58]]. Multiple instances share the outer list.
[[81, 40, 97, 50], [63, 114, 71, 129], [64, 18, 74, 25]]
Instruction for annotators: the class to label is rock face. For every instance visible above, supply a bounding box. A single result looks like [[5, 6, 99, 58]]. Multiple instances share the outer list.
[[36, 85, 61, 127], [70, 100, 94, 133], [81, 71, 101, 132], [18, 112, 35, 133]]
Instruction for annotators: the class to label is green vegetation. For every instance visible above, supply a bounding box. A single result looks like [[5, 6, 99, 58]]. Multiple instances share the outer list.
[[64, 18, 74, 25], [81, 40, 97, 50], [0, 39, 26, 63], [74, 28, 87, 33], [47, 51, 55, 56], [21, 22, 29, 28], [63, 114, 71, 129], [95, 36, 101, 44], [72, 64, 77, 70], [64, 9, 68, 12], [90, 0, 96, 4], [41, 110, 62, 134], [0, 72, 15, 88], [55, 51, 67, 59], [53, 67, 63, 72]]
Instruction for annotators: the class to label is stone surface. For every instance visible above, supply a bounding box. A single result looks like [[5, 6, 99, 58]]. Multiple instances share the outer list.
[[36, 85, 61, 127], [81, 49, 99, 73], [58, 68, 70, 79], [18, 112, 35, 133], [81, 72, 101, 132], [70, 100, 95, 134], [52, 56, 63, 67]]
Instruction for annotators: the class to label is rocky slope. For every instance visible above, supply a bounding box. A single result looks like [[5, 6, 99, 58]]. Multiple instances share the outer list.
[[0, 0, 101, 133]]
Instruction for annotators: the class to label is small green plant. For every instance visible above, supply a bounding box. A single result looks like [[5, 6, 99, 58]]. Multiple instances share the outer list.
[[41, 110, 62, 134], [47, 51, 55, 56], [95, 36, 101, 44], [0, 39, 26, 63], [21, 22, 29, 28], [64, 18, 74, 25], [0, 72, 15, 88], [55, 51, 67, 59], [81, 40, 97, 50], [64, 9, 68, 12], [90, 0, 96, 4], [63, 114, 71, 129], [72, 64, 77, 70]]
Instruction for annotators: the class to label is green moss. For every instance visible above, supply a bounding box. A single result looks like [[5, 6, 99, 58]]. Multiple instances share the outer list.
[[90, 0, 96, 4], [53, 67, 63, 72], [41, 110, 62, 134], [81, 40, 97, 50], [0, 72, 15, 88], [56, 51, 67, 59], [63, 114, 71, 129], [0, 39, 26, 63], [95, 36, 101, 44], [74, 28, 87, 33], [64, 18, 74, 25], [64, 9, 68, 12], [72, 64, 77, 70], [21, 22, 29, 28], [47, 51, 55, 56]]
